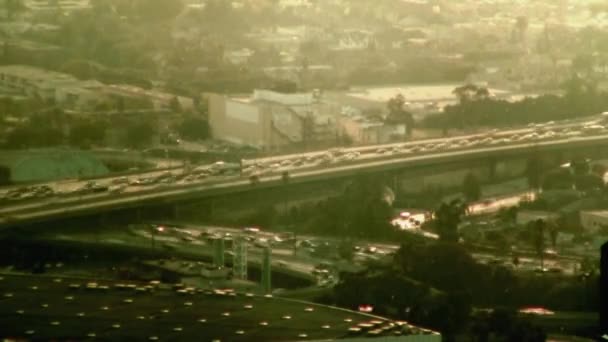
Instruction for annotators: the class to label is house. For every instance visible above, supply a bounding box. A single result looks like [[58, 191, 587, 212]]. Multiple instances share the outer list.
[[104, 84, 194, 111], [0, 65, 104, 109]]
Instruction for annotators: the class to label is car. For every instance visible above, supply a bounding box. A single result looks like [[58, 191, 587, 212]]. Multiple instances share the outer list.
[[544, 249, 558, 256], [90, 184, 109, 193], [254, 238, 269, 248], [583, 124, 605, 133], [112, 177, 129, 185], [110, 185, 127, 194], [129, 179, 144, 186], [244, 227, 260, 234], [155, 171, 173, 181], [364, 246, 378, 254], [298, 240, 316, 248]]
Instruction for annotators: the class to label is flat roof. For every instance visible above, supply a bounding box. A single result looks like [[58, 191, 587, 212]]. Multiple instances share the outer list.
[[347, 84, 510, 103]]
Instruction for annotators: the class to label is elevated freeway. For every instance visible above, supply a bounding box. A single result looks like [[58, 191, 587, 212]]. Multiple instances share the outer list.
[[2, 131, 608, 229]]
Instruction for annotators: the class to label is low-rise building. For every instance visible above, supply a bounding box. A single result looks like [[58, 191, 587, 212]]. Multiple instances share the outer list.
[[0, 65, 104, 109], [104, 84, 194, 111], [338, 110, 407, 145]]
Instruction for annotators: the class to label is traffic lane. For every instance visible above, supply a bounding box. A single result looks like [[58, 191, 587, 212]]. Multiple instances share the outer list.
[[467, 191, 536, 215], [0, 173, 240, 216], [4, 130, 608, 207], [5, 133, 608, 226]]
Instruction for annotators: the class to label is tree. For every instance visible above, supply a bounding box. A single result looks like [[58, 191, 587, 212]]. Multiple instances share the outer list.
[[68, 119, 106, 148], [462, 172, 481, 202], [169, 96, 182, 113], [542, 168, 574, 190], [532, 219, 546, 269], [452, 84, 487, 104], [591, 163, 607, 177], [337, 240, 354, 261], [570, 157, 590, 175], [4, 116, 64, 149], [525, 157, 542, 189], [124, 121, 156, 149], [386, 94, 414, 137], [434, 200, 466, 242], [176, 116, 209, 141], [548, 222, 558, 248], [574, 173, 604, 192]]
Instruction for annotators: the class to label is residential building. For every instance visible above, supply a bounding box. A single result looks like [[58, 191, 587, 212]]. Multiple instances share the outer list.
[[103, 84, 194, 111], [339, 114, 385, 145], [0, 39, 64, 68], [338, 104, 407, 145], [0, 65, 104, 109]]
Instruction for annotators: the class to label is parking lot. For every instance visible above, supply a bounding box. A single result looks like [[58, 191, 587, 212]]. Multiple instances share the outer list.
[[0, 273, 429, 341]]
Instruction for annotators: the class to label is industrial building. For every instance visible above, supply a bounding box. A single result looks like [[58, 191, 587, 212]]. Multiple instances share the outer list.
[[208, 89, 339, 150]]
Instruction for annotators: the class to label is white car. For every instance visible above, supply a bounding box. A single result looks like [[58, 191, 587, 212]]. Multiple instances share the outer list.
[[112, 177, 129, 185], [583, 124, 605, 133]]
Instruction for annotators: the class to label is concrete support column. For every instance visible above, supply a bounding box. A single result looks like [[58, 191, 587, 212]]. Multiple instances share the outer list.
[[488, 158, 497, 180], [553, 150, 565, 166], [261, 246, 271, 294], [601, 242, 608, 335], [392, 173, 401, 195], [172, 204, 181, 221], [135, 208, 142, 223]]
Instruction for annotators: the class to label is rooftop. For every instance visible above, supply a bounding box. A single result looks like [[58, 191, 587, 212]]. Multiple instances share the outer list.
[[347, 84, 510, 104]]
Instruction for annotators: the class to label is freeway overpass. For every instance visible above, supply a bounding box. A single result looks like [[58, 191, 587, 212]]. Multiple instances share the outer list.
[[2, 133, 608, 229]]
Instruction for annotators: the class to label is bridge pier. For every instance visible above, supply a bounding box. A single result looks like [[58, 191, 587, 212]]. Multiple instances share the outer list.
[[487, 158, 497, 180], [172, 204, 181, 221], [135, 208, 142, 223]]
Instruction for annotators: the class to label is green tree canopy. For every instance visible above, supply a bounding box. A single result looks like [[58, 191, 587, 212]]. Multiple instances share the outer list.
[[462, 172, 481, 202], [175, 116, 209, 142], [433, 200, 466, 242]]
